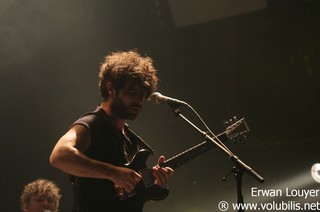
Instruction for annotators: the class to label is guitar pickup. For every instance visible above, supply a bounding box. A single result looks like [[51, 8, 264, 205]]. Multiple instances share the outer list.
[[139, 168, 155, 188]]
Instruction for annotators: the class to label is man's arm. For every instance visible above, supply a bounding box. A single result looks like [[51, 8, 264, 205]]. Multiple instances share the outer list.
[[49, 124, 141, 193]]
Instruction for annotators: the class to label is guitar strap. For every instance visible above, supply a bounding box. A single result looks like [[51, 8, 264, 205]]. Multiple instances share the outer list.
[[124, 123, 154, 155]]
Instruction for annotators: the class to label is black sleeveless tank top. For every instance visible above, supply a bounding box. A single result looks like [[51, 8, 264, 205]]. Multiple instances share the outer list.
[[70, 107, 153, 212]]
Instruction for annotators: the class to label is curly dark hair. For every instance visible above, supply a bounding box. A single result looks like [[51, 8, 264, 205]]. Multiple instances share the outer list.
[[98, 50, 158, 99], [20, 178, 61, 212]]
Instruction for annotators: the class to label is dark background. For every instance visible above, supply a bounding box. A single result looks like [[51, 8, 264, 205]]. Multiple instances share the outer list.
[[1, 0, 319, 211]]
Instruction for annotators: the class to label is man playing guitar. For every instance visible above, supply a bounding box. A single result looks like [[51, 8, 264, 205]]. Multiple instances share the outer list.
[[50, 50, 174, 212]]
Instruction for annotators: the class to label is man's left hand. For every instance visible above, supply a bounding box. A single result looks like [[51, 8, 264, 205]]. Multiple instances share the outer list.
[[153, 156, 174, 187]]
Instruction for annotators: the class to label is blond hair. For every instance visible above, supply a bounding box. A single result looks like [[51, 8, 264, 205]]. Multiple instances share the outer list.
[[20, 178, 61, 212]]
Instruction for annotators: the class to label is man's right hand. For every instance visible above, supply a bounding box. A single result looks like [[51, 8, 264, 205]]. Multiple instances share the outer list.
[[110, 166, 141, 193]]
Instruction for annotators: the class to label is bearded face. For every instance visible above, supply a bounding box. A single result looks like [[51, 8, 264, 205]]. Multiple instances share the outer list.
[[111, 84, 147, 120]]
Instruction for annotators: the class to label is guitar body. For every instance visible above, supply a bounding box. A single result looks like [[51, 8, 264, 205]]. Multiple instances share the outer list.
[[113, 117, 249, 210], [114, 149, 169, 210]]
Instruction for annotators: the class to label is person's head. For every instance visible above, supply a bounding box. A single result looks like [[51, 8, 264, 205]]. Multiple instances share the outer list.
[[99, 50, 158, 101], [20, 179, 61, 212]]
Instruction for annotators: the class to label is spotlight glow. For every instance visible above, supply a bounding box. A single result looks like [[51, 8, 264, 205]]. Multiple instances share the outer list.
[[311, 163, 320, 183]]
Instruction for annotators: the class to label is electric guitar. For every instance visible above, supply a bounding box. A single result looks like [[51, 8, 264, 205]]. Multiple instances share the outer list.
[[114, 117, 250, 208]]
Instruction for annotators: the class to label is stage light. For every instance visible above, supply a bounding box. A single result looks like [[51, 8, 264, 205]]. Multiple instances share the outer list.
[[311, 163, 320, 183]]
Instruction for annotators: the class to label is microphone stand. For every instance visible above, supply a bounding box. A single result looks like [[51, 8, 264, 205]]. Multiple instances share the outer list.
[[170, 107, 264, 212]]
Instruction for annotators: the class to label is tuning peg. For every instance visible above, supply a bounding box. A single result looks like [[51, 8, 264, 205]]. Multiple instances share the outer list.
[[223, 116, 238, 127]]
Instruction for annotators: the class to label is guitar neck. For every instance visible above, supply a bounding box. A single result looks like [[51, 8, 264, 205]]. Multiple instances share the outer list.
[[160, 132, 228, 170]]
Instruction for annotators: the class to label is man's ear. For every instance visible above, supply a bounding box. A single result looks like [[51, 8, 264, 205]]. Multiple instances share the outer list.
[[106, 81, 115, 96]]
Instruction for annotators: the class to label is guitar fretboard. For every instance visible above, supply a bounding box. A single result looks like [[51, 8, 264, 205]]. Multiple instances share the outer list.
[[160, 132, 228, 169]]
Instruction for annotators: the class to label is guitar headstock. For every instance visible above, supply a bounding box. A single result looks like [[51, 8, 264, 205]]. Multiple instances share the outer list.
[[224, 117, 250, 144]]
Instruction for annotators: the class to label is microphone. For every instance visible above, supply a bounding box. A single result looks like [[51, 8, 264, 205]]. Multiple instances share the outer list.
[[151, 92, 188, 107]]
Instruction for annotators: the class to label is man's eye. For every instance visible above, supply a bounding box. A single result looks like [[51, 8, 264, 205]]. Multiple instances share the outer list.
[[35, 196, 54, 203], [47, 197, 54, 203], [127, 90, 137, 95], [35, 197, 44, 202]]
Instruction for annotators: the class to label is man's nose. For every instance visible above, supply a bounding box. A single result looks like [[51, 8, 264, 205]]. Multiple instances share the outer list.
[[41, 198, 50, 206]]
